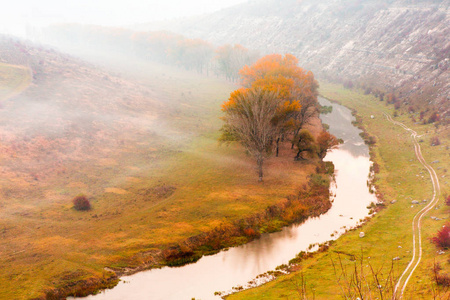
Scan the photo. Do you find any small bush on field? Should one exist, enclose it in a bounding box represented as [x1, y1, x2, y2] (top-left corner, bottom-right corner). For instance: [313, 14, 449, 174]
[446, 195, 450, 206]
[432, 224, 450, 249]
[434, 263, 450, 287]
[431, 136, 441, 146]
[72, 194, 91, 211]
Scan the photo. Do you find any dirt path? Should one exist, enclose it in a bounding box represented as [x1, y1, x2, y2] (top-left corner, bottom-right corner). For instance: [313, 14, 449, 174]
[384, 113, 442, 299]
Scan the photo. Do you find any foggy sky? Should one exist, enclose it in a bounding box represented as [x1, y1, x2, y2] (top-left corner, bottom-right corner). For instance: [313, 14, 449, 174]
[0, 0, 249, 37]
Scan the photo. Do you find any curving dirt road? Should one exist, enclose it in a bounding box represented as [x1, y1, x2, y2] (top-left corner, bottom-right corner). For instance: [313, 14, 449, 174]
[384, 113, 442, 299]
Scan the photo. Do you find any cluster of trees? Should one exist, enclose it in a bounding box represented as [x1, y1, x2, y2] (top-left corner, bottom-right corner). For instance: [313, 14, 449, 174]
[341, 77, 447, 126]
[221, 54, 339, 181]
[45, 24, 258, 79]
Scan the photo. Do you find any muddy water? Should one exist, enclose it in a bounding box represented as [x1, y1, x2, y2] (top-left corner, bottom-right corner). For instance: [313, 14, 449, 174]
[78, 97, 376, 300]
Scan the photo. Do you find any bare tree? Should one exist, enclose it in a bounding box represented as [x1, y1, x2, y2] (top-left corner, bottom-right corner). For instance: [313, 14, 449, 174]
[221, 87, 282, 181]
[291, 95, 319, 149]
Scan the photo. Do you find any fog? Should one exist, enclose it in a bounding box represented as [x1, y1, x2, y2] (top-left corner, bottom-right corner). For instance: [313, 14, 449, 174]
[1, 0, 248, 37]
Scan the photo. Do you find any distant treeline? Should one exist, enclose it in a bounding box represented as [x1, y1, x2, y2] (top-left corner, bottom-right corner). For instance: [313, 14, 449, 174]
[44, 25, 259, 81]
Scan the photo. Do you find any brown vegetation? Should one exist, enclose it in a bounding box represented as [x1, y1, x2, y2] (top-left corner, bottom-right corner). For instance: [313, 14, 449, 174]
[72, 194, 91, 211]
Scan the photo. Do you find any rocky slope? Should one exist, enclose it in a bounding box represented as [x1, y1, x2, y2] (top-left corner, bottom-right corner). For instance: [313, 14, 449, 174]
[142, 0, 449, 120]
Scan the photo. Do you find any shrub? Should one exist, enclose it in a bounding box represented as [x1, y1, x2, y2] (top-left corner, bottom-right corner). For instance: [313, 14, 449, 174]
[434, 263, 450, 287]
[370, 162, 380, 174]
[419, 111, 425, 120]
[243, 228, 259, 238]
[446, 195, 450, 206]
[431, 136, 441, 146]
[72, 194, 91, 211]
[428, 112, 440, 124]
[432, 224, 450, 249]
[360, 132, 377, 145]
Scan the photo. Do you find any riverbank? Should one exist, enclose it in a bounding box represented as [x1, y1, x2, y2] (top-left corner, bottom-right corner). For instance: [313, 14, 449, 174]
[228, 82, 449, 299]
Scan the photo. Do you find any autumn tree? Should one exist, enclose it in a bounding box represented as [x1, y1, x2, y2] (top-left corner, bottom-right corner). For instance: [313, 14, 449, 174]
[294, 129, 316, 161]
[316, 131, 339, 159]
[168, 38, 214, 73]
[220, 87, 282, 181]
[215, 44, 258, 81]
[239, 54, 319, 156]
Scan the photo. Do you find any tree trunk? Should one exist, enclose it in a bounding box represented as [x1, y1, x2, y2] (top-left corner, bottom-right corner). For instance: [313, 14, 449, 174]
[276, 137, 280, 157]
[292, 128, 301, 149]
[294, 149, 301, 161]
[257, 157, 264, 182]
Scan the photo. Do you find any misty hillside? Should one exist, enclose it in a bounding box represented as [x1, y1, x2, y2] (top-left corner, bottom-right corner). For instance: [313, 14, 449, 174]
[0, 35, 174, 203]
[141, 0, 449, 119]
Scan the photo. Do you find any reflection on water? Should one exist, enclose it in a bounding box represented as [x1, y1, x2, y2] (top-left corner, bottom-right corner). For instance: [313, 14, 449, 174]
[80, 97, 376, 300]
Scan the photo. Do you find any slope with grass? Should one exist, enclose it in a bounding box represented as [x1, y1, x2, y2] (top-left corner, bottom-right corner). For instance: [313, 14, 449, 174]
[0, 62, 31, 102]
[228, 82, 449, 299]
[0, 39, 331, 299]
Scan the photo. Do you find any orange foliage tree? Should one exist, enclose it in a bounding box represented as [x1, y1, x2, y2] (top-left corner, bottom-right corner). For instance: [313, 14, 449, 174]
[239, 54, 319, 156]
[316, 131, 339, 159]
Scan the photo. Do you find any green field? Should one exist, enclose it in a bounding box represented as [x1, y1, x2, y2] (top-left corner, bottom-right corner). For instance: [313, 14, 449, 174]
[229, 82, 449, 299]
[0, 60, 326, 299]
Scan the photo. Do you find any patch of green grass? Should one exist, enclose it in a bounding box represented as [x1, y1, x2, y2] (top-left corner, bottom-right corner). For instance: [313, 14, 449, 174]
[229, 82, 449, 299]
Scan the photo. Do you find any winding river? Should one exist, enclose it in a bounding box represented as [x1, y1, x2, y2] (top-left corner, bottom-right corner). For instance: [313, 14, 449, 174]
[78, 97, 376, 300]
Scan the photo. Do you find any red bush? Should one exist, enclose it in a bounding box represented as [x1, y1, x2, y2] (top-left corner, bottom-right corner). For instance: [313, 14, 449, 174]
[432, 224, 450, 249]
[72, 194, 91, 211]
[243, 228, 259, 238]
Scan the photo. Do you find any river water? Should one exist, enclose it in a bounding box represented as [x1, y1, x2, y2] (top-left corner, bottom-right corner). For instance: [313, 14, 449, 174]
[78, 97, 376, 300]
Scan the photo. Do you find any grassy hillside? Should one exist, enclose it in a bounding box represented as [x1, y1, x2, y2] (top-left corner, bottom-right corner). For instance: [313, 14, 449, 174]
[0, 42, 328, 299]
[0, 62, 31, 101]
[228, 82, 449, 299]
